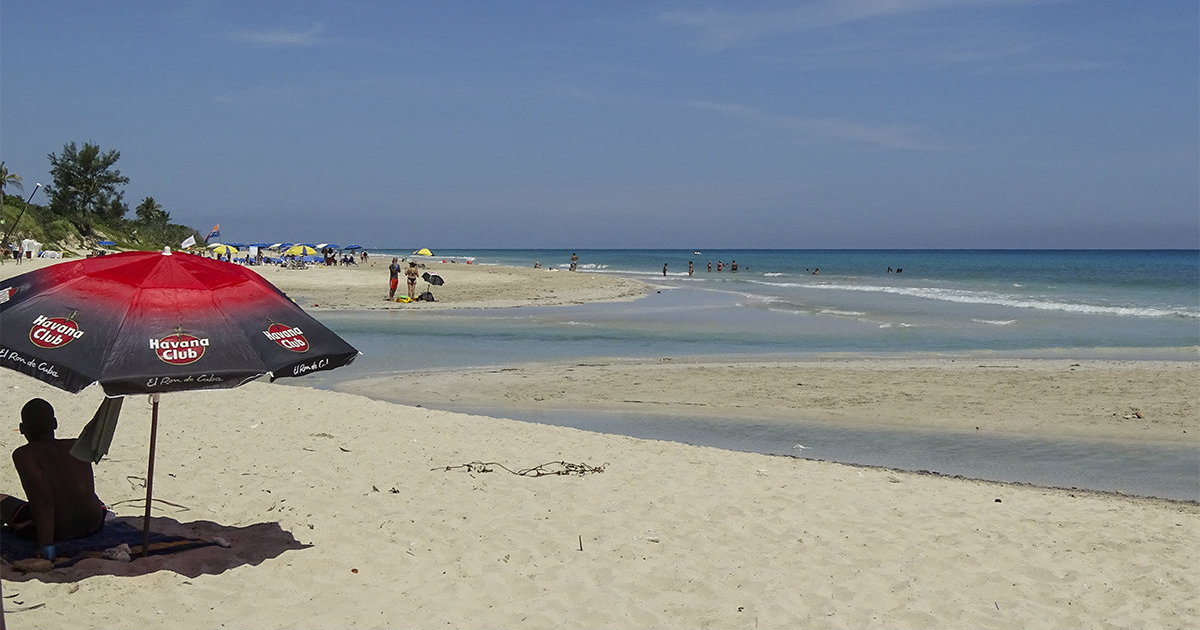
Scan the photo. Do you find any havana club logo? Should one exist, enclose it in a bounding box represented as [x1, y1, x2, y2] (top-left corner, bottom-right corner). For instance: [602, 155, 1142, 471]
[263, 323, 309, 352]
[151, 329, 209, 365]
[29, 314, 84, 349]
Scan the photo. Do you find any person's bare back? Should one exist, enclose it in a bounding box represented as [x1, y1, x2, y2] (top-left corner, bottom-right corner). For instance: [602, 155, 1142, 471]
[1, 398, 105, 558]
[12, 438, 105, 542]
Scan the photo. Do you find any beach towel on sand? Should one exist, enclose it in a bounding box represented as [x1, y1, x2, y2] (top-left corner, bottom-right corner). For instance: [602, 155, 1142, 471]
[1, 520, 217, 569]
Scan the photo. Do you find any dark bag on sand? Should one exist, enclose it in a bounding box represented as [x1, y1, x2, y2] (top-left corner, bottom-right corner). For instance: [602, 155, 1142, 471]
[417, 291, 435, 302]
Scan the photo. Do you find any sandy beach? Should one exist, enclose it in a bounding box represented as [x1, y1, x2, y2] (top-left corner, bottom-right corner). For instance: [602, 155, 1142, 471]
[1, 255, 1198, 629]
[249, 256, 649, 310]
[344, 357, 1200, 446]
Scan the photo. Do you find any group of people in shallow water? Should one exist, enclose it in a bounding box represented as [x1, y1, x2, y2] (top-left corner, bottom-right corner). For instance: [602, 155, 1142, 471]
[665, 259, 741, 277]
[546, 255, 907, 279]
[656, 261, 906, 277]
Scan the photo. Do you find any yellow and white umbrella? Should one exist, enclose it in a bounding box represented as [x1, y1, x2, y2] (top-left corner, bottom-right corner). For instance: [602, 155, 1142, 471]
[209, 244, 239, 256]
[284, 245, 318, 256]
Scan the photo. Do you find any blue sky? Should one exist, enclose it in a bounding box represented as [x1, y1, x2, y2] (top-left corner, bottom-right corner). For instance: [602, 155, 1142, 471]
[2, 1, 1196, 249]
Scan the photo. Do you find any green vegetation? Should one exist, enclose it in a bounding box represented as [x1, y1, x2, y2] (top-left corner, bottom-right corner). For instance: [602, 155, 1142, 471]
[1, 145, 203, 257]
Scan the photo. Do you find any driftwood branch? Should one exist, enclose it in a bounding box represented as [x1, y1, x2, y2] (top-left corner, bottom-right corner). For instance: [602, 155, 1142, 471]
[434, 460, 606, 477]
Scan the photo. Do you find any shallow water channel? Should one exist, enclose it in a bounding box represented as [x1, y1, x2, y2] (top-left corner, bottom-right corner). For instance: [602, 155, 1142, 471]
[423, 403, 1200, 502]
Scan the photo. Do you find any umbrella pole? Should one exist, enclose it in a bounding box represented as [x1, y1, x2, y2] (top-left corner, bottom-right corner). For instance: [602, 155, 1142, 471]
[141, 393, 161, 557]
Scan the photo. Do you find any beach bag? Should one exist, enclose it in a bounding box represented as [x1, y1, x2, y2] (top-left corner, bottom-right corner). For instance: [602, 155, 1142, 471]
[418, 291, 436, 302]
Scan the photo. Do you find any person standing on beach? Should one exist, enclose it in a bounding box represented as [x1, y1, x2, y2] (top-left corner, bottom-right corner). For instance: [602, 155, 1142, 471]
[570, 252, 578, 272]
[388, 257, 401, 300]
[406, 261, 420, 299]
[1, 398, 107, 561]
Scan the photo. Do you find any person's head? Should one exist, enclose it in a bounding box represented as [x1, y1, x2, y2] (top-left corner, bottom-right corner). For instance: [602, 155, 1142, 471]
[409, 262, 417, 268]
[392, 257, 398, 263]
[20, 398, 57, 440]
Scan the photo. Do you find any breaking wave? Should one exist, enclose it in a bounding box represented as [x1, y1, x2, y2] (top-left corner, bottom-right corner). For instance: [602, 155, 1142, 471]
[747, 279, 1199, 319]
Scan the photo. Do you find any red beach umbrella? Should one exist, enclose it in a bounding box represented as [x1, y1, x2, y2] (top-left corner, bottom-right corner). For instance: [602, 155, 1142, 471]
[0, 248, 359, 553]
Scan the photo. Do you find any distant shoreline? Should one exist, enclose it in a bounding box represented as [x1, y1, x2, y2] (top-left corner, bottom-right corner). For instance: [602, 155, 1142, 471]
[0, 252, 652, 310]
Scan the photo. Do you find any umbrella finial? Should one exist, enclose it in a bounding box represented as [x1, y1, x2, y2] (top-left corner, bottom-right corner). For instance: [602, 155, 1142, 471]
[162, 247, 173, 256]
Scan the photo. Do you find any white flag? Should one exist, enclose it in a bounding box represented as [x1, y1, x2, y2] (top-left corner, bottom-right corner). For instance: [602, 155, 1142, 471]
[181, 235, 197, 249]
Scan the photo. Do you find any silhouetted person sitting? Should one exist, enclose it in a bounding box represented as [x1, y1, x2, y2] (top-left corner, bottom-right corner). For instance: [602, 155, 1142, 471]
[1, 398, 106, 561]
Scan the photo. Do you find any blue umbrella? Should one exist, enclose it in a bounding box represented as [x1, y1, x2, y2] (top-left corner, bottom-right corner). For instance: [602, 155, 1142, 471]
[227, 242, 246, 248]
[97, 240, 116, 246]
[249, 243, 270, 248]
[344, 244, 363, 250]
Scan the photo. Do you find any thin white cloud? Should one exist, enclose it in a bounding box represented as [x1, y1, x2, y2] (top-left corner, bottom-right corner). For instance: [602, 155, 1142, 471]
[660, 0, 1066, 49]
[227, 23, 325, 46]
[691, 100, 943, 151]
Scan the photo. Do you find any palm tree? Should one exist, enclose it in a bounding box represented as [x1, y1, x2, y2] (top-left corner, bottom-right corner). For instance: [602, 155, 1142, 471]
[1, 162, 25, 259]
[135, 196, 170, 224]
[0, 161, 23, 203]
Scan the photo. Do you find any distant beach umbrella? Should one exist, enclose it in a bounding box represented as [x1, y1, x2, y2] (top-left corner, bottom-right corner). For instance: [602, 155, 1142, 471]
[343, 244, 363, 250]
[97, 240, 116, 246]
[284, 245, 318, 256]
[414, 248, 433, 256]
[209, 244, 239, 256]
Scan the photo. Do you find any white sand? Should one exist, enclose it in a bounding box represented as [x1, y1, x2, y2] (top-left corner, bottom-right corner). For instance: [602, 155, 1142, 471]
[1, 254, 648, 310]
[346, 357, 1199, 445]
[250, 257, 649, 310]
[1, 255, 1197, 629]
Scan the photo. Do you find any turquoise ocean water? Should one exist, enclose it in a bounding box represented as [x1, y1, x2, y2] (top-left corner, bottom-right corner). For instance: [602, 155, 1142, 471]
[296, 249, 1199, 499]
